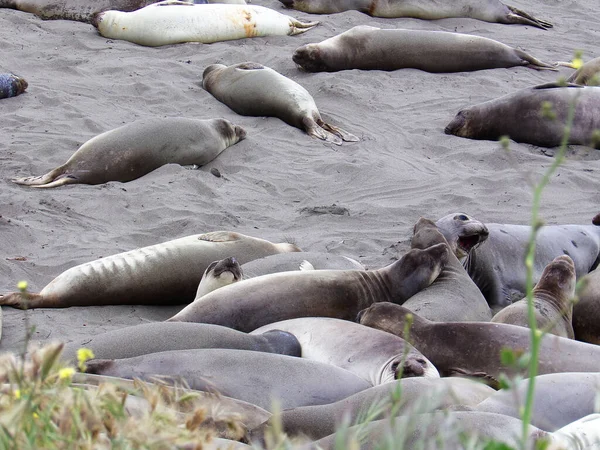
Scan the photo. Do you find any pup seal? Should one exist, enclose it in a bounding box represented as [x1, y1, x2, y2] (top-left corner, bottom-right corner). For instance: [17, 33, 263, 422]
[358, 303, 600, 380]
[167, 243, 449, 331]
[491, 255, 576, 338]
[278, 0, 551, 29]
[572, 266, 600, 344]
[0, 231, 300, 308]
[293, 26, 557, 73]
[0, 73, 27, 99]
[92, 2, 319, 47]
[403, 218, 491, 322]
[252, 317, 439, 385]
[12, 118, 245, 188]
[436, 212, 600, 310]
[85, 349, 371, 410]
[195, 257, 243, 298]
[567, 56, 600, 86]
[202, 62, 359, 145]
[445, 83, 600, 148]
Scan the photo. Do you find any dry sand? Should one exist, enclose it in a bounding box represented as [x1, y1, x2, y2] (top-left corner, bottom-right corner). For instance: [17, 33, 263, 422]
[0, 0, 599, 352]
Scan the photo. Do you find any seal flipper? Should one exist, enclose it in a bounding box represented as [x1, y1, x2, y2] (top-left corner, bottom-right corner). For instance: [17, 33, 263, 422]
[288, 18, 320, 35]
[503, 5, 552, 29]
[302, 117, 342, 145]
[298, 260, 315, 271]
[0, 292, 46, 309]
[12, 166, 73, 188]
[198, 231, 241, 242]
[513, 49, 558, 71]
[319, 120, 359, 142]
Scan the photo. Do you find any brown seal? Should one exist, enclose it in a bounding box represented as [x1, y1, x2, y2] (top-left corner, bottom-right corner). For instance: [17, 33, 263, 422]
[491, 255, 576, 338]
[567, 57, 600, 86]
[572, 266, 600, 344]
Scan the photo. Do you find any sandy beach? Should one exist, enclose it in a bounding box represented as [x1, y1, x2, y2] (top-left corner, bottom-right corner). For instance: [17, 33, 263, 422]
[0, 0, 599, 352]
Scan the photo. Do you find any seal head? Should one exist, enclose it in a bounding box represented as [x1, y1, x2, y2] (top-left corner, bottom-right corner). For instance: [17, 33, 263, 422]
[435, 213, 489, 259]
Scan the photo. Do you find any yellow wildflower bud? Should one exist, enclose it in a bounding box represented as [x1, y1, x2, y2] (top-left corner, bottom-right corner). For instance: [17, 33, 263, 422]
[571, 56, 584, 70]
[17, 281, 28, 292]
[14, 389, 21, 399]
[59, 367, 75, 380]
[77, 348, 95, 371]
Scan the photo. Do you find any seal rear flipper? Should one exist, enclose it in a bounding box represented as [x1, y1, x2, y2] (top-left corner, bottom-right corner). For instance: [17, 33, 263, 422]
[514, 49, 558, 71]
[11, 167, 73, 187]
[319, 121, 359, 142]
[303, 117, 342, 145]
[0, 292, 45, 309]
[504, 5, 552, 29]
[288, 18, 320, 35]
[446, 367, 500, 390]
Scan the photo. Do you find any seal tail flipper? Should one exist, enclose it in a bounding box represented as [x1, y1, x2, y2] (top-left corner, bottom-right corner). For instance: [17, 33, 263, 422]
[302, 117, 342, 145]
[288, 19, 319, 35]
[319, 121, 360, 142]
[0, 292, 45, 309]
[503, 5, 552, 29]
[514, 50, 558, 71]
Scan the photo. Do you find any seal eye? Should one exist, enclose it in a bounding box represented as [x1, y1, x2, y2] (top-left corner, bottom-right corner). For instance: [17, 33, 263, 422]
[455, 214, 469, 221]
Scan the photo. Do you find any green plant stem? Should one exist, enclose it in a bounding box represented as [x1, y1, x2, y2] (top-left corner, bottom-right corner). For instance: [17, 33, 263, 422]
[519, 95, 577, 449]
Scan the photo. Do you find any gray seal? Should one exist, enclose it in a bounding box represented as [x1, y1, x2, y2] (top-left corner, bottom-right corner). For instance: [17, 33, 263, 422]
[62, 322, 301, 362]
[12, 118, 245, 188]
[567, 57, 600, 86]
[278, 0, 552, 29]
[85, 348, 371, 411]
[167, 243, 449, 331]
[445, 83, 600, 148]
[491, 255, 576, 338]
[195, 257, 243, 298]
[252, 317, 439, 385]
[436, 212, 600, 310]
[202, 62, 359, 145]
[293, 26, 557, 73]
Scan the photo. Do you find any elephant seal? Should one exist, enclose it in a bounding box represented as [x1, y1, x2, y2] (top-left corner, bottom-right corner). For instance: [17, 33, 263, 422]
[491, 255, 576, 338]
[309, 411, 549, 450]
[475, 373, 600, 432]
[436, 212, 600, 310]
[572, 266, 600, 344]
[0, 73, 27, 99]
[167, 243, 449, 331]
[293, 26, 557, 73]
[552, 414, 600, 450]
[0, 231, 300, 309]
[85, 349, 371, 410]
[62, 322, 301, 362]
[278, 0, 552, 29]
[202, 62, 359, 146]
[250, 377, 495, 442]
[12, 118, 245, 188]
[567, 57, 600, 86]
[92, 2, 319, 47]
[241, 251, 364, 278]
[445, 83, 600, 148]
[252, 318, 439, 385]
[195, 257, 243, 298]
[403, 218, 491, 322]
[358, 303, 600, 380]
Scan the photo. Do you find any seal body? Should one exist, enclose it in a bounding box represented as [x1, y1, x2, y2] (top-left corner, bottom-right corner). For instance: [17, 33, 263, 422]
[85, 349, 371, 410]
[293, 26, 556, 73]
[445, 83, 600, 148]
[403, 218, 492, 322]
[195, 257, 243, 298]
[572, 266, 600, 344]
[278, 0, 552, 29]
[436, 213, 600, 310]
[0, 231, 301, 308]
[202, 62, 358, 145]
[567, 57, 600, 86]
[0, 73, 28, 99]
[491, 255, 576, 338]
[252, 318, 439, 385]
[167, 243, 449, 331]
[62, 322, 301, 362]
[12, 118, 246, 188]
[358, 303, 600, 380]
[93, 3, 319, 47]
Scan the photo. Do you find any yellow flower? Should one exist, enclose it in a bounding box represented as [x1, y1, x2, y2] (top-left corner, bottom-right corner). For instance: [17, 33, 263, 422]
[77, 348, 95, 371]
[17, 281, 28, 292]
[59, 367, 75, 380]
[14, 389, 21, 399]
[571, 57, 584, 70]
[33, 413, 39, 419]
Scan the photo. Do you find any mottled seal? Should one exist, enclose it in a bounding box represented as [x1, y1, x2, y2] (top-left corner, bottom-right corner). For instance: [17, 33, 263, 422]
[567, 57, 600, 86]
[0, 73, 27, 99]
[491, 255, 576, 338]
[252, 318, 439, 385]
[167, 243, 449, 331]
[202, 62, 359, 145]
[92, 2, 319, 47]
[85, 349, 371, 410]
[195, 257, 243, 298]
[403, 218, 492, 322]
[572, 266, 600, 344]
[0, 231, 300, 308]
[250, 377, 495, 442]
[445, 83, 600, 148]
[12, 118, 245, 188]
[475, 373, 600, 432]
[241, 251, 364, 278]
[358, 303, 600, 380]
[436, 212, 600, 310]
[278, 0, 552, 29]
[62, 322, 301, 362]
[293, 26, 557, 73]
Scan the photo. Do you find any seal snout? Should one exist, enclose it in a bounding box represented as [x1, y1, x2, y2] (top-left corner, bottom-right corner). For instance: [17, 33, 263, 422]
[90, 12, 104, 29]
[445, 111, 467, 136]
[235, 125, 247, 141]
[278, 0, 295, 8]
[292, 45, 325, 72]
